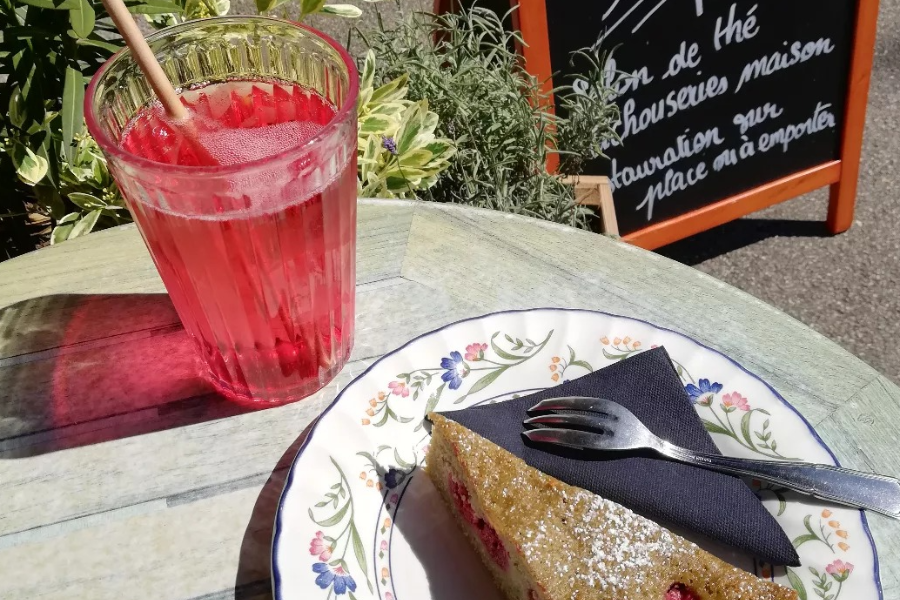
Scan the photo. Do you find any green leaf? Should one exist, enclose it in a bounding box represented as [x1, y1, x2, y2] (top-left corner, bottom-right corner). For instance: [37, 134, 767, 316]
[803, 514, 816, 535]
[370, 73, 409, 104]
[415, 383, 445, 432]
[51, 223, 75, 244]
[77, 37, 121, 52]
[350, 523, 368, 583]
[373, 405, 391, 427]
[424, 140, 455, 161]
[300, 0, 326, 16]
[394, 448, 415, 470]
[16, 147, 49, 186]
[19, 0, 79, 9]
[361, 50, 376, 92]
[385, 175, 416, 193]
[359, 115, 394, 136]
[210, 0, 230, 15]
[356, 451, 377, 466]
[69, 0, 95, 39]
[454, 367, 506, 404]
[396, 102, 424, 155]
[400, 148, 433, 168]
[62, 67, 85, 163]
[369, 103, 406, 118]
[69, 209, 101, 238]
[792, 533, 820, 548]
[307, 500, 349, 527]
[68, 192, 105, 210]
[490, 333, 525, 361]
[786, 568, 808, 600]
[320, 4, 362, 17]
[602, 348, 631, 361]
[8, 88, 27, 129]
[126, 0, 182, 11]
[570, 360, 594, 372]
[739, 411, 756, 450]
[57, 212, 82, 225]
[700, 419, 731, 437]
[128, 2, 181, 13]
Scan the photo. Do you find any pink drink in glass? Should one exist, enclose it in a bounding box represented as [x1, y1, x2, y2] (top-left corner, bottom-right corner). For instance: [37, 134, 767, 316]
[86, 19, 359, 404]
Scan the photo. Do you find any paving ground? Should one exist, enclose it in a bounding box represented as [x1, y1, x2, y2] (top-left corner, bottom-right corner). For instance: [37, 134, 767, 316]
[242, 0, 900, 382]
[657, 0, 900, 383]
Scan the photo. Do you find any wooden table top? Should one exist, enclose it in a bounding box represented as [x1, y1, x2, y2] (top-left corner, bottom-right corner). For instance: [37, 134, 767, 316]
[1, 199, 897, 600]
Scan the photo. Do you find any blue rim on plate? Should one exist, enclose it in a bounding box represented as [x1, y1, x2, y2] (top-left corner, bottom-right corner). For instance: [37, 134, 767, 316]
[271, 307, 882, 600]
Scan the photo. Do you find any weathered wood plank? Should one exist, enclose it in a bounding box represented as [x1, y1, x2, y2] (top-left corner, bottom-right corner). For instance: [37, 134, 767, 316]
[813, 375, 900, 600]
[400, 203, 880, 426]
[1, 200, 897, 599]
[0, 485, 269, 600]
[0, 199, 414, 319]
[0, 275, 479, 536]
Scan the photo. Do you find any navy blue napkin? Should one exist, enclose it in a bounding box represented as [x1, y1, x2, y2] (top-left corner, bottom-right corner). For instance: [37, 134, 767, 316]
[440, 346, 799, 566]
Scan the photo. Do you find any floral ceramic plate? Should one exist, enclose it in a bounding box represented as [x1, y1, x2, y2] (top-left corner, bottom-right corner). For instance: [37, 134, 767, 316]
[272, 308, 881, 600]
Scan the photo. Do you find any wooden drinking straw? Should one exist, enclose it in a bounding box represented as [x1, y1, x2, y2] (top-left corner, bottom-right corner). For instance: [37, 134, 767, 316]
[101, 0, 187, 120]
[100, 0, 223, 166]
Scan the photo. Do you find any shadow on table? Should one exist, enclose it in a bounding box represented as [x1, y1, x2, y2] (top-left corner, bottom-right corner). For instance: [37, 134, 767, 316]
[656, 218, 829, 265]
[234, 420, 318, 600]
[0, 293, 258, 459]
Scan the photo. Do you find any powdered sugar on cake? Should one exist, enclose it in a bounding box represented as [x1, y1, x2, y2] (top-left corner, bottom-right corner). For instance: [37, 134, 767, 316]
[520, 487, 677, 598]
[426, 413, 797, 600]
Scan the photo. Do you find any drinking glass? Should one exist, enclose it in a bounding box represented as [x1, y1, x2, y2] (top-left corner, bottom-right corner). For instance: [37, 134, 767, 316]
[86, 17, 359, 405]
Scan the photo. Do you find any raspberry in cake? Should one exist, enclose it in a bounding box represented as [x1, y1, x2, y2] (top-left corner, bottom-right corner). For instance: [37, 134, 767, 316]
[425, 413, 798, 600]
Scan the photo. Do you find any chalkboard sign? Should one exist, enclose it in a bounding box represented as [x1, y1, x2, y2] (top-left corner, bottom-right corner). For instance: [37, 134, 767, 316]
[443, 0, 879, 248]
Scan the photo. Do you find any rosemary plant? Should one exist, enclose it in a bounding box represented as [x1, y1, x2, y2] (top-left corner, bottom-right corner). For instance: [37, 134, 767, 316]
[360, 5, 621, 229]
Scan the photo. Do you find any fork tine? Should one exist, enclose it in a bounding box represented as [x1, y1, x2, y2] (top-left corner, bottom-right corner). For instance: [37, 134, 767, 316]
[522, 428, 618, 451]
[528, 396, 622, 418]
[523, 413, 612, 434]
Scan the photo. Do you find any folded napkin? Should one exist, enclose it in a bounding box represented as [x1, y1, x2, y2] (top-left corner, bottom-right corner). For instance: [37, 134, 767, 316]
[440, 346, 799, 566]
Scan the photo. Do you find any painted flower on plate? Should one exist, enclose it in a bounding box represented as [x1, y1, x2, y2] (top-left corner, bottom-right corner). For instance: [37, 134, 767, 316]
[826, 559, 854, 582]
[312, 563, 357, 594]
[685, 378, 723, 406]
[388, 381, 409, 398]
[441, 351, 469, 390]
[465, 343, 488, 361]
[309, 531, 332, 561]
[384, 467, 409, 489]
[721, 391, 750, 412]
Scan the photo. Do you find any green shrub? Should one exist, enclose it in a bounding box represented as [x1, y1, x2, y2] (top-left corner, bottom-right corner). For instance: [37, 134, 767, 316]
[357, 50, 455, 198]
[1, 1, 618, 256]
[0, 0, 370, 253]
[359, 5, 620, 228]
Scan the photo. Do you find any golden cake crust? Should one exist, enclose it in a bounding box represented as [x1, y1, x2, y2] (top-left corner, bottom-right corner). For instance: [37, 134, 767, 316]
[426, 413, 797, 600]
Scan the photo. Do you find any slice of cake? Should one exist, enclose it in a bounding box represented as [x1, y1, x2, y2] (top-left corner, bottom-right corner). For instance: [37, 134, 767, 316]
[426, 413, 798, 600]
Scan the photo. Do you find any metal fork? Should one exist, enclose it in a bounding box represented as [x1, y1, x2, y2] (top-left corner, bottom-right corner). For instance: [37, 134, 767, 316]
[524, 396, 900, 519]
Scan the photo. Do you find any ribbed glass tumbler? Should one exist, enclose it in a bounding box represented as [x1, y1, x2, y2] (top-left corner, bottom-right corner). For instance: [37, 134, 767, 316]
[86, 17, 359, 405]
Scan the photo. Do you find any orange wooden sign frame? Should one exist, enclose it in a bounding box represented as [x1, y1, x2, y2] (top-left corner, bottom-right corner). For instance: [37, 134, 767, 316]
[436, 0, 880, 250]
